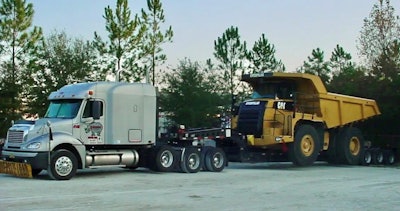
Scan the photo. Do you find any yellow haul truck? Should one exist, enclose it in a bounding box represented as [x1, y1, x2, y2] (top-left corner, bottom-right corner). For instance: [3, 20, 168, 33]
[217, 72, 381, 166]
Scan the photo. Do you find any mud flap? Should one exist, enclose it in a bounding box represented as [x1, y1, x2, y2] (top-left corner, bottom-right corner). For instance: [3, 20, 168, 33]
[0, 160, 33, 178]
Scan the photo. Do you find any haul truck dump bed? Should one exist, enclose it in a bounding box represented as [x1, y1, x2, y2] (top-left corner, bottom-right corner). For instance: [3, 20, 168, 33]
[319, 93, 380, 128]
[268, 72, 381, 128]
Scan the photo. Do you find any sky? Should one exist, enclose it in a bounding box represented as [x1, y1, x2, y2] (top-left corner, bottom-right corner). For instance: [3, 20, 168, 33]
[27, 0, 400, 72]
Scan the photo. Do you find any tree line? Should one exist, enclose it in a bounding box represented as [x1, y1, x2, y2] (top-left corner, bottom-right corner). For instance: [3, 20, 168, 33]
[0, 0, 399, 143]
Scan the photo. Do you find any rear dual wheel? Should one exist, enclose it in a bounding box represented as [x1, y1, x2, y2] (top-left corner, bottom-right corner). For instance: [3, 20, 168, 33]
[180, 147, 202, 173]
[331, 127, 364, 165]
[150, 145, 177, 172]
[371, 149, 384, 165]
[360, 149, 372, 166]
[384, 150, 396, 165]
[204, 148, 226, 172]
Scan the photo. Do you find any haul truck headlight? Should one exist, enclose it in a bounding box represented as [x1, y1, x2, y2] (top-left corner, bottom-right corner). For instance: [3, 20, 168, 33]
[26, 142, 41, 149]
[275, 137, 283, 143]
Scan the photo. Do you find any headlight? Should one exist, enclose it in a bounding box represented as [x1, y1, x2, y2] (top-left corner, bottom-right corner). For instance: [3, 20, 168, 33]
[275, 137, 283, 142]
[26, 142, 41, 149]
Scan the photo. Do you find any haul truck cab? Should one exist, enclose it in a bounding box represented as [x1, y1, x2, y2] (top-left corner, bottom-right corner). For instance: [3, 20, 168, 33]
[226, 72, 380, 166]
[1, 82, 228, 180]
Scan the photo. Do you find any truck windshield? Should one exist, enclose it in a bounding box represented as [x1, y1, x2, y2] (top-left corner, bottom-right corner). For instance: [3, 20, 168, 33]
[45, 99, 82, 119]
[251, 82, 294, 99]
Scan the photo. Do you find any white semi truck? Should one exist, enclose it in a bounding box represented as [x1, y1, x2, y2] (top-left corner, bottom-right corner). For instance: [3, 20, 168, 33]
[1, 82, 228, 180]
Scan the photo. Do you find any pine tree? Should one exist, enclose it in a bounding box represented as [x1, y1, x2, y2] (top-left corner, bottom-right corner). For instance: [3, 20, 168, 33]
[0, 0, 42, 135]
[214, 26, 247, 107]
[93, 0, 146, 82]
[141, 0, 173, 85]
[299, 48, 331, 85]
[247, 33, 285, 73]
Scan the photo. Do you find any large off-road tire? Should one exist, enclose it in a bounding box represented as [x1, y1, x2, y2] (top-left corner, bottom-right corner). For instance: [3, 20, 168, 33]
[151, 145, 177, 172]
[326, 130, 340, 164]
[288, 125, 320, 166]
[48, 149, 78, 180]
[204, 148, 226, 172]
[336, 127, 364, 165]
[371, 149, 384, 165]
[383, 149, 396, 165]
[180, 147, 202, 173]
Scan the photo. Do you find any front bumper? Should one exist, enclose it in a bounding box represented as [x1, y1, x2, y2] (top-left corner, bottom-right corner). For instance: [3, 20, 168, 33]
[1, 150, 49, 170]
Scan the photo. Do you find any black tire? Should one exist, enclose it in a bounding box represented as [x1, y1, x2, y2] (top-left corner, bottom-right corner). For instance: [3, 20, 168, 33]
[371, 149, 384, 165]
[180, 147, 202, 173]
[360, 149, 372, 166]
[152, 145, 177, 172]
[383, 149, 395, 165]
[204, 148, 226, 172]
[326, 130, 340, 164]
[48, 149, 78, 180]
[336, 127, 364, 165]
[32, 169, 42, 176]
[288, 125, 320, 166]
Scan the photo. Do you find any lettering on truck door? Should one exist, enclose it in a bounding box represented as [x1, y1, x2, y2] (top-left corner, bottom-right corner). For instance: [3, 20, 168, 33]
[80, 100, 105, 144]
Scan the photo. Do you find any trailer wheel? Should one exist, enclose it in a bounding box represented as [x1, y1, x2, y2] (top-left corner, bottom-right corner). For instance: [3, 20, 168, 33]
[371, 149, 384, 165]
[383, 150, 395, 165]
[204, 148, 226, 172]
[180, 147, 202, 173]
[48, 149, 78, 180]
[336, 127, 364, 165]
[288, 125, 320, 166]
[153, 145, 177, 172]
[360, 149, 372, 166]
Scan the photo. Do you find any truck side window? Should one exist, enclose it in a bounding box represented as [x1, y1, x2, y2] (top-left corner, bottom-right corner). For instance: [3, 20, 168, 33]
[83, 100, 103, 118]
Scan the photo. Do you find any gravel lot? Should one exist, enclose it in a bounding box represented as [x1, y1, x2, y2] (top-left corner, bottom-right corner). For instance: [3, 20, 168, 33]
[1, 162, 400, 211]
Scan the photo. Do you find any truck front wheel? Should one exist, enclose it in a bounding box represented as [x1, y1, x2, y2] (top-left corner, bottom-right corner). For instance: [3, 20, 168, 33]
[48, 149, 78, 180]
[289, 125, 320, 166]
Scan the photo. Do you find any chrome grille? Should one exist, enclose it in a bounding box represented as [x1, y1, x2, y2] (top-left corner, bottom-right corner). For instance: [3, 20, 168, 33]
[7, 130, 24, 144]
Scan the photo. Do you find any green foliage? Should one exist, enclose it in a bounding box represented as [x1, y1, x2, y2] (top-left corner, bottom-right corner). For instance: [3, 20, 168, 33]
[358, 0, 400, 68]
[327, 66, 366, 96]
[330, 44, 353, 75]
[214, 26, 247, 97]
[93, 0, 146, 82]
[299, 48, 331, 85]
[356, 0, 400, 139]
[160, 59, 224, 128]
[368, 41, 400, 136]
[247, 33, 285, 73]
[23, 31, 97, 117]
[141, 0, 173, 85]
[0, 0, 42, 137]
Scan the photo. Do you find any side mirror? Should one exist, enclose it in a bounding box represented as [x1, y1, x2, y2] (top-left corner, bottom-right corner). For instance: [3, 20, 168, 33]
[81, 117, 94, 124]
[92, 101, 101, 120]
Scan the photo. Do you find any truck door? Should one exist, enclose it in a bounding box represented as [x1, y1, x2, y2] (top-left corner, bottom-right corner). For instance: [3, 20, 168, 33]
[80, 99, 105, 145]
